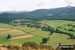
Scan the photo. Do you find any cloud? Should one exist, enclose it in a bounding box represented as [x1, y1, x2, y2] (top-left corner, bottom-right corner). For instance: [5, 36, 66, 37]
[0, 0, 75, 12]
[65, 0, 73, 5]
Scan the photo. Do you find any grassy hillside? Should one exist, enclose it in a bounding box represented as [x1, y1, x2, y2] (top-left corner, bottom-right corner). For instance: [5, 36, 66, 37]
[41, 20, 75, 28]
[47, 33, 75, 48]
[41, 20, 75, 47]
[0, 7, 75, 23]
[0, 20, 75, 48]
[0, 28, 26, 40]
[0, 23, 50, 45]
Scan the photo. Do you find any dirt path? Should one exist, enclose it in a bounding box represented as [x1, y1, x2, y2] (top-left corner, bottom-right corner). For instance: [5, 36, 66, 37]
[11, 35, 33, 40]
[0, 47, 8, 50]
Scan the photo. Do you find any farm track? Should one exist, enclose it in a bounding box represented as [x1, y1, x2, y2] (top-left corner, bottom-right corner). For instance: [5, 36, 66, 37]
[10, 35, 33, 40]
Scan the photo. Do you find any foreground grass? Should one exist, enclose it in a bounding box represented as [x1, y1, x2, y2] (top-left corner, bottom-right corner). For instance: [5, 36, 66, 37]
[0, 36, 42, 45]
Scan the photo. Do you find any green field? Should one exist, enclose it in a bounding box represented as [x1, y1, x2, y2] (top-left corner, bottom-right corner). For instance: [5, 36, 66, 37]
[0, 28, 26, 39]
[0, 23, 50, 45]
[47, 33, 75, 48]
[0, 36, 42, 45]
[0, 20, 75, 48]
[41, 20, 75, 28]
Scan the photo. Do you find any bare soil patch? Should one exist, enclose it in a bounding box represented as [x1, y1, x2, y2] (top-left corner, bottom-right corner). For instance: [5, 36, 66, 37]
[11, 35, 33, 40]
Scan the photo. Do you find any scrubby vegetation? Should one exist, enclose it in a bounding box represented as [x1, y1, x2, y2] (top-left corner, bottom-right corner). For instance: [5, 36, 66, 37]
[0, 42, 55, 50]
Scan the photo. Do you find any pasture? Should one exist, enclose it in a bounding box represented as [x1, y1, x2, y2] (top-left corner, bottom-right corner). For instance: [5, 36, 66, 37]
[46, 33, 75, 48]
[0, 20, 75, 48]
[0, 28, 26, 40]
[0, 36, 42, 45]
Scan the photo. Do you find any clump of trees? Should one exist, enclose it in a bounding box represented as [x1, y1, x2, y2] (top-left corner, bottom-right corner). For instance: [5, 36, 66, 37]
[67, 24, 75, 27]
[27, 24, 41, 28]
[68, 29, 75, 32]
[55, 28, 75, 39]
[42, 26, 55, 35]
[27, 23, 55, 35]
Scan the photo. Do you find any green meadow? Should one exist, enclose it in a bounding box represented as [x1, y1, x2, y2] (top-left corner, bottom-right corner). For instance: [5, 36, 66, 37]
[0, 20, 75, 48]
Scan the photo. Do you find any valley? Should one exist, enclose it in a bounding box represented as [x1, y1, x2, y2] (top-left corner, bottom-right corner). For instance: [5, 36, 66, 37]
[0, 7, 75, 50]
[0, 20, 75, 48]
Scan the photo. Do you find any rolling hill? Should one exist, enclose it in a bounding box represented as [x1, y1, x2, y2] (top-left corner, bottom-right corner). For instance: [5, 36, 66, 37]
[0, 6, 75, 23]
[0, 6, 75, 48]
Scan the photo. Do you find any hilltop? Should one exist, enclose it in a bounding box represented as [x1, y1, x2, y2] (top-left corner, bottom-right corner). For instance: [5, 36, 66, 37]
[0, 7, 75, 23]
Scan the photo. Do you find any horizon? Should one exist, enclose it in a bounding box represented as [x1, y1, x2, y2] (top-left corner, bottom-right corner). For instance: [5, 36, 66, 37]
[0, 6, 75, 13]
[0, 0, 75, 12]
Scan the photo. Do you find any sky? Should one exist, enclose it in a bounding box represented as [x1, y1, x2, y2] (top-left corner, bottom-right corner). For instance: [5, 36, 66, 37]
[0, 0, 75, 12]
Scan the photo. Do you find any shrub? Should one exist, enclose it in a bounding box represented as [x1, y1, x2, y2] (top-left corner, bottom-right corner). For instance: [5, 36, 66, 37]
[6, 34, 11, 39]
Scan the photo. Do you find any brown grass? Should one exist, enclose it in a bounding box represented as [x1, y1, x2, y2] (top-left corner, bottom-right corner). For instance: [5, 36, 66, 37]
[0, 28, 24, 34]
[0, 47, 8, 50]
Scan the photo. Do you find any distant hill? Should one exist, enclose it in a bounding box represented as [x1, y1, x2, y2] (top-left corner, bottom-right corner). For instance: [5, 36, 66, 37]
[0, 6, 75, 23]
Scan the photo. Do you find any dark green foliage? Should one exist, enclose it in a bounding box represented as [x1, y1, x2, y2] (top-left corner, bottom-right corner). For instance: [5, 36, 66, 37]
[55, 28, 75, 39]
[72, 25, 75, 27]
[27, 24, 31, 27]
[27, 24, 41, 28]
[6, 34, 11, 39]
[41, 26, 48, 31]
[0, 7, 75, 23]
[67, 24, 72, 26]
[41, 38, 49, 44]
[41, 38, 48, 44]
[56, 28, 60, 33]
[47, 26, 55, 34]
[69, 29, 75, 32]
[41, 26, 55, 34]
[57, 26, 62, 28]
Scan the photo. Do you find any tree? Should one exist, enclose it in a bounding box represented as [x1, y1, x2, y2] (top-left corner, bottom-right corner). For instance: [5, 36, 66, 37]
[6, 34, 11, 39]
[41, 38, 49, 44]
[56, 28, 59, 33]
[41, 26, 47, 31]
[47, 26, 55, 34]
